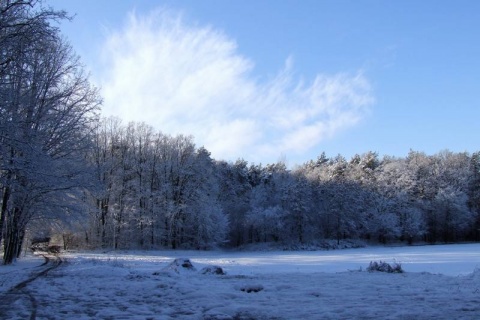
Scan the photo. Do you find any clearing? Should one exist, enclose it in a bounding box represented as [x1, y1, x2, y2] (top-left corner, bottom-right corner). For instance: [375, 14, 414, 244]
[1, 243, 480, 319]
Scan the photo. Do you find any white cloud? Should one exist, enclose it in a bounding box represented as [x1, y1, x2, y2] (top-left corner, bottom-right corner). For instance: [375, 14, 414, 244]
[100, 9, 374, 164]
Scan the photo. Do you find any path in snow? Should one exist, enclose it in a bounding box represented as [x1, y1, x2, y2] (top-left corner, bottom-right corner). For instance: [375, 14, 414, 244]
[0, 254, 64, 320]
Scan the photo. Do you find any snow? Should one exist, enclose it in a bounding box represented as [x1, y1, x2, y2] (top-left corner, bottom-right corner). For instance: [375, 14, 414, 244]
[2, 243, 480, 319]
[0, 254, 45, 290]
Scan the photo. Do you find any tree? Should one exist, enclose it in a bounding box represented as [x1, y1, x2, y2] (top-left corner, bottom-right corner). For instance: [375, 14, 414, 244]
[186, 147, 229, 249]
[86, 117, 118, 247]
[216, 159, 251, 246]
[280, 172, 314, 243]
[0, 0, 100, 264]
[469, 152, 480, 240]
[431, 186, 474, 242]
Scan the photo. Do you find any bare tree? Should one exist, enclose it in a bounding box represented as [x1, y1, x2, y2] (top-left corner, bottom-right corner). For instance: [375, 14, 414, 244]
[0, 0, 100, 264]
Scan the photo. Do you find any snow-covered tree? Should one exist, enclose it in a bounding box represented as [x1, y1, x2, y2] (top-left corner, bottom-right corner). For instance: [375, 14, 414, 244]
[183, 147, 228, 249]
[86, 118, 124, 248]
[0, 1, 100, 264]
[216, 159, 251, 246]
[280, 172, 315, 243]
[246, 163, 287, 243]
[468, 152, 480, 240]
[430, 186, 474, 242]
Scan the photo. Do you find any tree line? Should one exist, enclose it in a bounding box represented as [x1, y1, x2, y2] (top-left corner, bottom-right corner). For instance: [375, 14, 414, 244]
[82, 122, 480, 250]
[1, 1, 479, 264]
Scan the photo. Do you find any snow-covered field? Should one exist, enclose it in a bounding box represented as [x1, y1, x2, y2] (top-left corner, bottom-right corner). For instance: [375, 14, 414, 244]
[1, 243, 480, 319]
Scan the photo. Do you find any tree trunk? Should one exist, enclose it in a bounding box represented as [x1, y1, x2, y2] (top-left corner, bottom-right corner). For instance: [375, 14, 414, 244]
[85, 230, 89, 246]
[3, 208, 20, 265]
[171, 224, 177, 249]
[150, 222, 155, 247]
[100, 198, 109, 247]
[16, 227, 25, 258]
[0, 186, 11, 246]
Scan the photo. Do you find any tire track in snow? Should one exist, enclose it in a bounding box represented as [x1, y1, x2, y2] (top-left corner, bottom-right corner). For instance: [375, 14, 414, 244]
[0, 254, 63, 320]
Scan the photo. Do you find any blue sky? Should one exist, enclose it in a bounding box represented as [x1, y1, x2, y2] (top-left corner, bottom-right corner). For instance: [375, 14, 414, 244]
[47, 0, 480, 166]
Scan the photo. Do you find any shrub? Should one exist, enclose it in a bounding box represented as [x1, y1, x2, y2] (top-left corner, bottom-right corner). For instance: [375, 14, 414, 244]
[367, 260, 403, 273]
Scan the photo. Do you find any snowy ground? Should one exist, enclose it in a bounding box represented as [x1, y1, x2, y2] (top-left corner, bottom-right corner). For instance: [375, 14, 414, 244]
[1, 243, 480, 319]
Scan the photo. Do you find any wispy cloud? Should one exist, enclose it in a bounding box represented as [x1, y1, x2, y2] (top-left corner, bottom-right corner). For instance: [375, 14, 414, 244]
[100, 8, 374, 164]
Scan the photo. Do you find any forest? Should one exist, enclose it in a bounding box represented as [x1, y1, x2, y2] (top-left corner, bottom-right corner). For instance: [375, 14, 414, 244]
[1, 1, 479, 265]
[82, 120, 480, 251]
